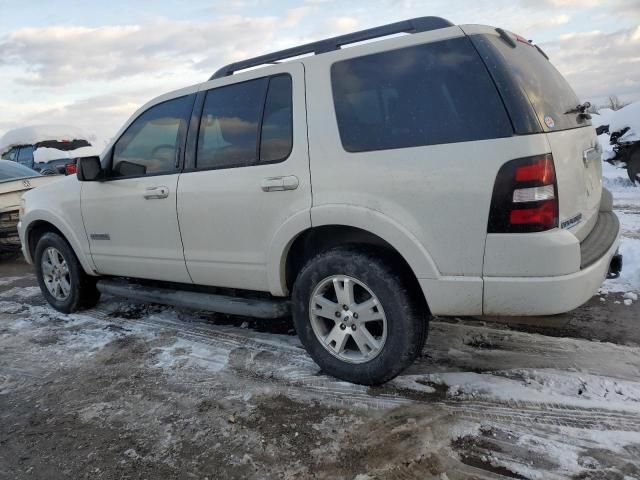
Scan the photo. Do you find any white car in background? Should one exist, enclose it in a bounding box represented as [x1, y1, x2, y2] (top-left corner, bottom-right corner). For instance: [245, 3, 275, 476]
[0, 125, 98, 176]
[0, 161, 61, 253]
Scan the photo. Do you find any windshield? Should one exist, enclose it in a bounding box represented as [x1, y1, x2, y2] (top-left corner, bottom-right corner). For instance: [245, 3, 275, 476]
[475, 33, 591, 132]
[0, 160, 40, 182]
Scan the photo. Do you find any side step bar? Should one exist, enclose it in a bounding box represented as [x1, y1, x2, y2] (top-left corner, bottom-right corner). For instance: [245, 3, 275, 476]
[96, 279, 291, 319]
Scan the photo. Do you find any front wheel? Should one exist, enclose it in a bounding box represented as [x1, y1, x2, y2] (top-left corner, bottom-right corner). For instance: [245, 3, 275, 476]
[292, 247, 429, 385]
[34, 232, 100, 313]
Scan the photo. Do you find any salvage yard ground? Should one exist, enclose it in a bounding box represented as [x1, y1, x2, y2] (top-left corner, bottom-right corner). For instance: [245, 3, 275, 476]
[1, 167, 640, 480]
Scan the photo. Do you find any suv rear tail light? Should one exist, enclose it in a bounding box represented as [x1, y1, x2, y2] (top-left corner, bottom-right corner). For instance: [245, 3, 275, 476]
[65, 162, 77, 175]
[488, 154, 558, 233]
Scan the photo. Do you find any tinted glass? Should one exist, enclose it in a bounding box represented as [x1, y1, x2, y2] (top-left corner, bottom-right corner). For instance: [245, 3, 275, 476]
[16, 146, 34, 166]
[0, 160, 39, 182]
[197, 78, 268, 169]
[331, 37, 513, 152]
[112, 96, 190, 177]
[1, 147, 18, 161]
[480, 34, 589, 132]
[260, 75, 293, 163]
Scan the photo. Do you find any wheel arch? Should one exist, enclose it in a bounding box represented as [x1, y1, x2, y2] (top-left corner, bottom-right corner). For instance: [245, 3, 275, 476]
[22, 213, 96, 276]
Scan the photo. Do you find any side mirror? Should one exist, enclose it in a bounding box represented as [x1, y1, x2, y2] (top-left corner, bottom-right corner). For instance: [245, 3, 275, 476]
[76, 156, 103, 181]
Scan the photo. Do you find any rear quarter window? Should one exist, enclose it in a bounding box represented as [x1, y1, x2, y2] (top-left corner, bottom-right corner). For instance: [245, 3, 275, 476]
[331, 37, 513, 153]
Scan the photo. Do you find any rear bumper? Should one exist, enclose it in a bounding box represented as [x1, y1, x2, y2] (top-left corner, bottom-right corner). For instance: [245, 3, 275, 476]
[483, 213, 621, 316]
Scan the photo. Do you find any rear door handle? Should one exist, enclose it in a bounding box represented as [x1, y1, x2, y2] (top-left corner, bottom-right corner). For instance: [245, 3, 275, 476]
[143, 186, 169, 199]
[261, 175, 299, 192]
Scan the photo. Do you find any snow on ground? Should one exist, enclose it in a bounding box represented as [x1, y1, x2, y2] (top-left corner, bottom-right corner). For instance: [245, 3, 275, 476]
[598, 144, 640, 296]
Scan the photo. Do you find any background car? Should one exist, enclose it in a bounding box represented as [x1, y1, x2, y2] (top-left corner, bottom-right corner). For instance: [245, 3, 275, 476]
[0, 125, 99, 175]
[0, 160, 61, 252]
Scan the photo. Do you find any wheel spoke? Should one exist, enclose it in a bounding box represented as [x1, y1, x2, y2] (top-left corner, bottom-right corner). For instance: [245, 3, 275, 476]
[333, 278, 355, 306]
[351, 326, 380, 357]
[59, 277, 71, 297]
[311, 295, 339, 320]
[41, 261, 54, 276]
[352, 297, 382, 323]
[324, 324, 349, 355]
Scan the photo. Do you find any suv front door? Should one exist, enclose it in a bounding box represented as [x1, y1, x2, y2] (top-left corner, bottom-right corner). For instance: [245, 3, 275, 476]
[177, 64, 311, 292]
[81, 94, 195, 283]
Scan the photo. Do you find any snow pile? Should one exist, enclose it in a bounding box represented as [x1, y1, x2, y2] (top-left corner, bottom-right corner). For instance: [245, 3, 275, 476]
[598, 133, 616, 162]
[608, 102, 640, 143]
[0, 125, 94, 154]
[33, 145, 100, 164]
[592, 107, 615, 128]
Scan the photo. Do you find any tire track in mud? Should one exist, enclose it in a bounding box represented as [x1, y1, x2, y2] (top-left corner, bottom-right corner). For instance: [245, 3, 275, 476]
[4, 293, 640, 432]
[85, 306, 640, 431]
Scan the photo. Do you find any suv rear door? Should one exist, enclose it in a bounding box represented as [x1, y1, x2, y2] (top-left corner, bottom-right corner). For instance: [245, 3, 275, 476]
[468, 27, 601, 240]
[177, 63, 311, 292]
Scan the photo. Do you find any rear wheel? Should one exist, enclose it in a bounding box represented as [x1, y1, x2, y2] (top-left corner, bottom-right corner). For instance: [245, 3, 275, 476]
[34, 232, 100, 313]
[626, 146, 640, 185]
[292, 247, 429, 385]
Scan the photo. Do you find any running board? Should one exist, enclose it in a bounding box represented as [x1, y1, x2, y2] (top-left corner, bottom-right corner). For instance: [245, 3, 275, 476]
[96, 279, 291, 319]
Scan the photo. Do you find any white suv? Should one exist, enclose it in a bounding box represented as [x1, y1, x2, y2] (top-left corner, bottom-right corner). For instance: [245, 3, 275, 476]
[18, 17, 621, 384]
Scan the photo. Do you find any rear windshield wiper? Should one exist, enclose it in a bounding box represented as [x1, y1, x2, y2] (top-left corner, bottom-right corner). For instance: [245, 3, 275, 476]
[565, 102, 592, 120]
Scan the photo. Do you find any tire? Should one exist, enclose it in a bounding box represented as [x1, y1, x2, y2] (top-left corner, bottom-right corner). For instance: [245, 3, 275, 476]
[626, 146, 640, 185]
[292, 246, 429, 385]
[40, 169, 56, 176]
[34, 232, 101, 313]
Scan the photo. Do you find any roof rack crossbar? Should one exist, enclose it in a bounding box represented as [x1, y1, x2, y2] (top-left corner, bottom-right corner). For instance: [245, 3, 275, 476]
[209, 16, 454, 80]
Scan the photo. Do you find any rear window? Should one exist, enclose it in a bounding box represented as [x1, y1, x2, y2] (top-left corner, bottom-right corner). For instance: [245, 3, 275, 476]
[331, 37, 513, 153]
[475, 33, 590, 133]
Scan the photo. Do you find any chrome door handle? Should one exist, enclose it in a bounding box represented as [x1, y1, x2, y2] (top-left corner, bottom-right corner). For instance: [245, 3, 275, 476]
[261, 176, 299, 192]
[143, 186, 169, 199]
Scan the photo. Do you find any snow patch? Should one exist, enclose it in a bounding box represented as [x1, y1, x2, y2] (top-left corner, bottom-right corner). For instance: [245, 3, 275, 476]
[609, 102, 640, 143]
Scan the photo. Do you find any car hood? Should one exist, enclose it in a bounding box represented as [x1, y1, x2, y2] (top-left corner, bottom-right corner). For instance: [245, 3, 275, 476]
[0, 175, 65, 207]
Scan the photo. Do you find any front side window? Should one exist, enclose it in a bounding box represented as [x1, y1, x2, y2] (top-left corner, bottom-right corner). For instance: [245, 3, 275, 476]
[331, 37, 513, 152]
[196, 74, 293, 169]
[112, 96, 190, 177]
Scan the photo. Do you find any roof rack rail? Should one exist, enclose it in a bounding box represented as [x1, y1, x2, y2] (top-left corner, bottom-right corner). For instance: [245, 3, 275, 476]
[209, 16, 454, 80]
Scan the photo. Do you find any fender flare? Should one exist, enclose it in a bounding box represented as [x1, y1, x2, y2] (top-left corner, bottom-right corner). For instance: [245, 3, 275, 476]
[21, 209, 97, 275]
[266, 204, 440, 296]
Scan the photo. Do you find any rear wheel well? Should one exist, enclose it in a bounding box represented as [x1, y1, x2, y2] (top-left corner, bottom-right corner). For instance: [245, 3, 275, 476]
[26, 221, 65, 261]
[285, 226, 428, 314]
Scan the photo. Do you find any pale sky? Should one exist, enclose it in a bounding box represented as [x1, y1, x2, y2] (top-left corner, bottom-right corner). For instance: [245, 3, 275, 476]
[1, 0, 639, 145]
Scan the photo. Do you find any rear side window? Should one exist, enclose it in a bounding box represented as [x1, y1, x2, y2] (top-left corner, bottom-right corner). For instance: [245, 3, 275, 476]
[196, 74, 293, 169]
[331, 37, 512, 153]
[260, 75, 293, 163]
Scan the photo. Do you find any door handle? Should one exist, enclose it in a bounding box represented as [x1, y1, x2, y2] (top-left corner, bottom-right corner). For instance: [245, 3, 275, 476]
[143, 186, 169, 199]
[261, 176, 299, 192]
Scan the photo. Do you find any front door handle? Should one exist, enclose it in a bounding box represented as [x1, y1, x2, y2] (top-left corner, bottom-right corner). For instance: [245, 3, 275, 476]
[261, 176, 299, 192]
[143, 186, 169, 200]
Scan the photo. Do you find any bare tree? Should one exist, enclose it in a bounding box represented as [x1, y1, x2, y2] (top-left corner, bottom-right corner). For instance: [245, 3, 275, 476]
[606, 95, 631, 111]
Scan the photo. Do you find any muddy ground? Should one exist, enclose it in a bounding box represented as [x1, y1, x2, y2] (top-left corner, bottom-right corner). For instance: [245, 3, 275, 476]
[1, 253, 640, 480]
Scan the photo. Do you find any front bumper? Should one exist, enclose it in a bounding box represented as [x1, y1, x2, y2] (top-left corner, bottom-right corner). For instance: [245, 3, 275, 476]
[0, 209, 20, 251]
